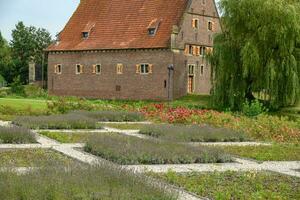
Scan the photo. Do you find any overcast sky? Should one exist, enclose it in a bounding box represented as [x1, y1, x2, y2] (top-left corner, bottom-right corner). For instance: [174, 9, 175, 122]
[0, 0, 220, 42]
[0, 0, 80, 42]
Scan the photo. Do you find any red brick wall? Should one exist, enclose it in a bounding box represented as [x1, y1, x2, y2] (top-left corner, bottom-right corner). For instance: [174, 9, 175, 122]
[48, 49, 176, 100]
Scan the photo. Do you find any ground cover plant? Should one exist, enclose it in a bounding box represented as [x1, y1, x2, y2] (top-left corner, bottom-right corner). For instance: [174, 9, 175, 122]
[72, 110, 145, 122]
[85, 133, 232, 165]
[0, 126, 36, 144]
[13, 113, 100, 129]
[219, 144, 300, 161]
[0, 164, 176, 200]
[139, 104, 300, 143]
[0, 149, 79, 167]
[139, 124, 248, 142]
[39, 131, 99, 143]
[154, 171, 300, 200]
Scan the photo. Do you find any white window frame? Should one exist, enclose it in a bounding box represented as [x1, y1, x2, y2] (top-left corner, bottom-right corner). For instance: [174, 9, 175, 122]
[140, 63, 150, 74]
[188, 64, 195, 75]
[56, 64, 62, 75]
[117, 63, 123, 74]
[95, 64, 101, 75]
[76, 64, 83, 75]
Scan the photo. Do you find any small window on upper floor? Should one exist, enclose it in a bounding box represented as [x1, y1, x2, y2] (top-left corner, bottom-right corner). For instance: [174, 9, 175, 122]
[202, 0, 206, 5]
[76, 64, 83, 74]
[208, 21, 214, 31]
[200, 47, 206, 56]
[192, 19, 199, 29]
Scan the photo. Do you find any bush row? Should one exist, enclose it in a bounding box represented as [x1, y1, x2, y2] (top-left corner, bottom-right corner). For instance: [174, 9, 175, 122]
[0, 126, 36, 144]
[85, 133, 232, 165]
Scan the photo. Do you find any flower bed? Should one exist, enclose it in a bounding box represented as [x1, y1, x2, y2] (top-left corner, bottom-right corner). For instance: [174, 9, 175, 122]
[138, 104, 300, 143]
[0, 126, 36, 144]
[84, 133, 232, 165]
[139, 124, 248, 142]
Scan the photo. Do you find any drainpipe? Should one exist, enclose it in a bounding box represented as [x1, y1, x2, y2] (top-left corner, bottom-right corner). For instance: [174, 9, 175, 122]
[167, 64, 174, 101]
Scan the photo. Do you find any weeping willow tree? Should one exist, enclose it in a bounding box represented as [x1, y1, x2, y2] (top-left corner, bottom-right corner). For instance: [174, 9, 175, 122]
[210, 0, 300, 110]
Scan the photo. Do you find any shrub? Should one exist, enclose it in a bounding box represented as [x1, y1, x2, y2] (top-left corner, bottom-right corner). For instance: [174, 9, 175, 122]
[242, 99, 266, 117]
[13, 113, 100, 129]
[85, 133, 232, 165]
[0, 126, 36, 144]
[139, 124, 249, 142]
[24, 84, 48, 98]
[10, 76, 24, 95]
[72, 110, 145, 122]
[0, 164, 175, 200]
[47, 97, 98, 114]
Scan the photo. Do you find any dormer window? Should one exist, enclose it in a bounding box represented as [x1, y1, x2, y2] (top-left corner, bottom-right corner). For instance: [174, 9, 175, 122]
[82, 32, 89, 39]
[148, 28, 156, 36]
[147, 19, 161, 36]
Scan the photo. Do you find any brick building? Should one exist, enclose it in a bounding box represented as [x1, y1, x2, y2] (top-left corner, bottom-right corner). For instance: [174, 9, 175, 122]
[46, 0, 221, 100]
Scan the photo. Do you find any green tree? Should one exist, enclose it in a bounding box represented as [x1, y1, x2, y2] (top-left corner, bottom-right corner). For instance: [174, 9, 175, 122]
[210, 0, 300, 110]
[0, 32, 13, 83]
[10, 22, 51, 84]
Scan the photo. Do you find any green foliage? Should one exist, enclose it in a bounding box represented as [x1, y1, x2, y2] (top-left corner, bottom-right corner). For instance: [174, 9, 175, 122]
[156, 171, 300, 200]
[139, 124, 248, 142]
[242, 99, 266, 117]
[13, 113, 100, 129]
[0, 126, 36, 144]
[220, 143, 300, 161]
[0, 164, 175, 200]
[39, 131, 95, 143]
[10, 76, 24, 95]
[210, 0, 300, 110]
[85, 133, 232, 165]
[10, 22, 51, 83]
[24, 84, 48, 98]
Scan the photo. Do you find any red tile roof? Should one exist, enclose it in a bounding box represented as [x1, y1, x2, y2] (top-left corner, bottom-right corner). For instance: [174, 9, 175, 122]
[47, 0, 189, 51]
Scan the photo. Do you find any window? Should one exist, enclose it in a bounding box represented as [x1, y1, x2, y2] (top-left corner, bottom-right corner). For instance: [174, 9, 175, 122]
[192, 18, 199, 29]
[208, 21, 213, 31]
[148, 28, 156, 36]
[189, 45, 193, 55]
[76, 64, 83, 74]
[93, 64, 101, 74]
[136, 64, 153, 74]
[188, 65, 195, 75]
[202, 0, 206, 5]
[54, 64, 62, 74]
[117, 64, 123, 74]
[164, 80, 167, 88]
[82, 32, 89, 39]
[200, 47, 206, 56]
[200, 65, 204, 76]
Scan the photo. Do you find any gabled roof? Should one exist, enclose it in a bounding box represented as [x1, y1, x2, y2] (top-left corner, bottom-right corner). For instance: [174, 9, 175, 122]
[47, 0, 189, 51]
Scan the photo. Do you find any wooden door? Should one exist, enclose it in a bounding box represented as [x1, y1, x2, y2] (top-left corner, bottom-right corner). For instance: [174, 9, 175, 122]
[188, 76, 194, 93]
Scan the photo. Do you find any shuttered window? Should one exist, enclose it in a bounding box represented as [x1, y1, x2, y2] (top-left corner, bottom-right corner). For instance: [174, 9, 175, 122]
[192, 18, 199, 29]
[54, 64, 62, 74]
[136, 64, 153, 74]
[76, 64, 83, 74]
[93, 64, 101, 74]
[117, 64, 123, 74]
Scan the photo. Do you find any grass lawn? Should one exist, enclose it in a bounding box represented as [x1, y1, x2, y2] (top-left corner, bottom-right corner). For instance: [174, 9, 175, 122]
[39, 131, 99, 143]
[139, 124, 248, 142]
[85, 132, 232, 165]
[154, 171, 300, 200]
[0, 164, 175, 200]
[0, 149, 79, 167]
[0, 98, 47, 111]
[170, 94, 210, 109]
[219, 144, 300, 161]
